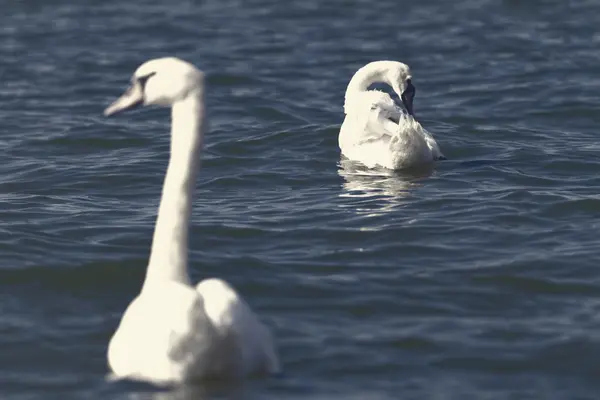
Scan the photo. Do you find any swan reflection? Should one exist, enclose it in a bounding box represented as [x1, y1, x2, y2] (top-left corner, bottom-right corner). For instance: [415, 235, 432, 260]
[125, 380, 247, 400]
[338, 159, 433, 217]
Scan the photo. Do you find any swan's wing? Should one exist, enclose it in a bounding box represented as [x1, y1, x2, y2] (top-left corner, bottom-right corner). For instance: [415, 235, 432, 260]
[374, 98, 404, 125]
[342, 91, 402, 144]
[164, 284, 231, 377]
[394, 114, 445, 161]
[363, 103, 404, 143]
[196, 278, 280, 375]
[361, 94, 446, 161]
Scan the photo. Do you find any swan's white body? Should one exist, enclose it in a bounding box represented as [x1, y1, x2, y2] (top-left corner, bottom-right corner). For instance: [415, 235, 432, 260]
[104, 57, 279, 385]
[339, 61, 444, 170]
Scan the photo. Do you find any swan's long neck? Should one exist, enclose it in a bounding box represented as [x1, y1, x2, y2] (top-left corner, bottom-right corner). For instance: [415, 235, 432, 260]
[142, 90, 206, 291]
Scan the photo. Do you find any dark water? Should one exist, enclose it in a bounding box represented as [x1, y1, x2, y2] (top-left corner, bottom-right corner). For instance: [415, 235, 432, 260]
[2, 0, 600, 398]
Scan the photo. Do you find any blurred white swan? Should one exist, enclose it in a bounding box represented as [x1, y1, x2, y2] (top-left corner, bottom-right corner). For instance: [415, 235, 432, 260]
[339, 61, 445, 170]
[103, 57, 279, 385]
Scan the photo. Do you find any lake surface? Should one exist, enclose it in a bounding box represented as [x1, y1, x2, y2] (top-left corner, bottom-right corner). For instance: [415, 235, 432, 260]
[2, 0, 600, 398]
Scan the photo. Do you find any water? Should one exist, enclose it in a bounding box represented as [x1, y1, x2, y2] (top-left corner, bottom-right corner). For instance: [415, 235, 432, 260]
[2, 0, 600, 398]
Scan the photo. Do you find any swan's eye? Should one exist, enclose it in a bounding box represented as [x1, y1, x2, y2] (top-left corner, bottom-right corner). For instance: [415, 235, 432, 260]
[137, 72, 157, 91]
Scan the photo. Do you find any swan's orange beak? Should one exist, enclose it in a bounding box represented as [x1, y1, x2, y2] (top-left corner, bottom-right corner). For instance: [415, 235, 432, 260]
[104, 81, 144, 117]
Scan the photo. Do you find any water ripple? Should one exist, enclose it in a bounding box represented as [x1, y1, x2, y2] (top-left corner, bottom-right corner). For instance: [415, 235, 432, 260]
[2, 0, 600, 398]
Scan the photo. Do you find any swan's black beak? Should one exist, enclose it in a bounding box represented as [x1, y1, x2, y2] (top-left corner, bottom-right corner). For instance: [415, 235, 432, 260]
[401, 79, 415, 116]
[104, 82, 144, 117]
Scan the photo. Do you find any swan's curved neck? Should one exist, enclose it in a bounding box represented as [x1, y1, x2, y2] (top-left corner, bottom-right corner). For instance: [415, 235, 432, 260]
[346, 63, 387, 96]
[344, 61, 400, 113]
[142, 90, 205, 291]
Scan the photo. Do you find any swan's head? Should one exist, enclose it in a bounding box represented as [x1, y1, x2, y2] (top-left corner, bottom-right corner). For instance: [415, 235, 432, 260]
[386, 62, 416, 116]
[104, 57, 204, 116]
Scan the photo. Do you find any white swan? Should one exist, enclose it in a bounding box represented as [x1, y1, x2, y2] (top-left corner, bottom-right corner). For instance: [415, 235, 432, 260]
[103, 57, 280, 384]
[339, 61, 445, 170]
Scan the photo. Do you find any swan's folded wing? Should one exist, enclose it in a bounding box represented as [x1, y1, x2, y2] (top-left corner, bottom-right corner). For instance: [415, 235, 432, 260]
[358, 102, 404, 145]
[166, 288, 221, 369]
[422, 130, 445, 160]
[344, 91, 401, 144]
[196, 278, 279, 375]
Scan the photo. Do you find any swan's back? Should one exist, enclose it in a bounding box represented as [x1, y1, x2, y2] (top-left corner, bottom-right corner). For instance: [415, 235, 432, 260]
[108, 279, 278, 383]
[108, 281, 235, 382]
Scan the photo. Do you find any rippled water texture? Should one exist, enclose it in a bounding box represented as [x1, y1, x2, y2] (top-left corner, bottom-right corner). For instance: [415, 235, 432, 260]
[2, 0, 600, 398]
